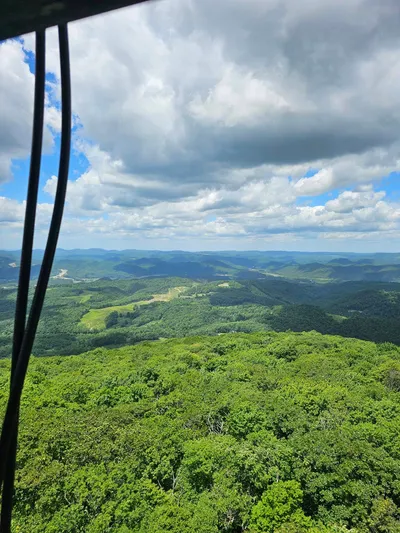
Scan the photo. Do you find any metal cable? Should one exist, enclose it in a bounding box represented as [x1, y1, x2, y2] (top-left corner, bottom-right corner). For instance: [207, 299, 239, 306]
[0, 24, 71, 531]
[0, 30, 46, 532]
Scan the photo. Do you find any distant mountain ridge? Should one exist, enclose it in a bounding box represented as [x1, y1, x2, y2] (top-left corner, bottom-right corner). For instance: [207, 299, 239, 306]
[2, 249, 400, 282]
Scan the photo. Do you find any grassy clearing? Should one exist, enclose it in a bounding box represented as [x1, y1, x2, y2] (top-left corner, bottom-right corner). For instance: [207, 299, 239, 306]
[80, 286, 187, 330]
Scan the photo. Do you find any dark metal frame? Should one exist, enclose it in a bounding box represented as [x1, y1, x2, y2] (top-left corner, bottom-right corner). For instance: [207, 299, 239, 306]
[0, 0, 151, 42]
[0, 2, 152, 530]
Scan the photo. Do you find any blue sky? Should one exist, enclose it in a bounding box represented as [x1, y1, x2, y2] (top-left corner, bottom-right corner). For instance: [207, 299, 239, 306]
[1, 0, 400, 252]
[1, 47, 88, 204]
[4, 141, 89, 204]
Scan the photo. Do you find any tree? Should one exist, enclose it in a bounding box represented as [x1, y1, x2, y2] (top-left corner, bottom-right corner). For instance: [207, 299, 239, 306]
[105, 311, 119, 328]
[250, 481, 311, 533]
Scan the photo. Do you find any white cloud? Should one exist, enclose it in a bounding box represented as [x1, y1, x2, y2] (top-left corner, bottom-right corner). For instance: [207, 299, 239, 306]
[0, 40, 35, 183]
[2, 0, 400, 251]
[189, 66, 292, 127]
[21, 0, 400, 178]
[0, 197, 25, 224]
[0, 39, 65, 185]
[294, 169, 335, 196]
[325, 188, 386, 214]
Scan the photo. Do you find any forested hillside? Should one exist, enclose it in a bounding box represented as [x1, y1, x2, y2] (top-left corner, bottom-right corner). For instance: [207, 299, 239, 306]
[2, 276, 400, 357]
[1, 332, 400, 532]
[2, 252, 400, 531]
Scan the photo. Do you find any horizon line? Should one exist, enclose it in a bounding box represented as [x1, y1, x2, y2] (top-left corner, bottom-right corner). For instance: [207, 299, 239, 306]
[1, 248, 400, 255]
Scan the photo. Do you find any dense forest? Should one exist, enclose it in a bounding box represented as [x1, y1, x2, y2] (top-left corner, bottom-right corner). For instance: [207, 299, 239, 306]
[1, 332, 400, 532]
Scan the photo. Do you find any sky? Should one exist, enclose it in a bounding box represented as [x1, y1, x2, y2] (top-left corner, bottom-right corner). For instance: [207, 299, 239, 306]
[1, 0, 400, 252]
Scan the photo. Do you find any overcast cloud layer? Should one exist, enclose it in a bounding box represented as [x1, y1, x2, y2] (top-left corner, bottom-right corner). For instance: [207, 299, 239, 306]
[1, 0, 400, 251]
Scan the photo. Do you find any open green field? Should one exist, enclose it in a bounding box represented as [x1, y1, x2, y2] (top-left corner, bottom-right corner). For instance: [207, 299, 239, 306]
[80, 286, 188, 329]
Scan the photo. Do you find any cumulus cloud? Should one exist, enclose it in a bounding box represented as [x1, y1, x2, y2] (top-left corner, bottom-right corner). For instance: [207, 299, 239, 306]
[22, 0, 400, 179]
[0, 197, 25, 224]
[0, 40, 35, 183]
[0, 39, 62, 185]
[2, 0, 400, 249]
[325, 187, 386, 214]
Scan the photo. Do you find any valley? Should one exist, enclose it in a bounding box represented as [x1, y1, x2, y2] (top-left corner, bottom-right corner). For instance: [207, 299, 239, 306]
[2, 251, 400, 357]
[2, 249, 400, 532]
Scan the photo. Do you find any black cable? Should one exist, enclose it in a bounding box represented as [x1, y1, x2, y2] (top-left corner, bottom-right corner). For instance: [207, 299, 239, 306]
[0, 30, 46, 532]
[0, 24, 71, 530]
